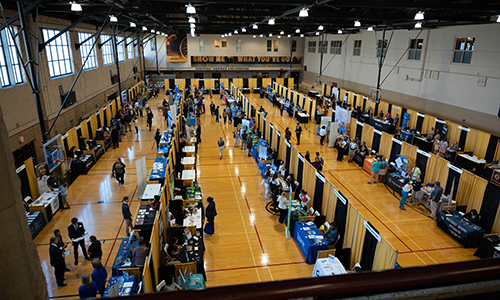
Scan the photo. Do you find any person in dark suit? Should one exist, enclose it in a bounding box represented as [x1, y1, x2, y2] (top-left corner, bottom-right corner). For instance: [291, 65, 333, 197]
[53, 229, 71, 272]
[49, 237, 67, 288]
[206, 197, 217, 234]
[68, 217, 90, 265]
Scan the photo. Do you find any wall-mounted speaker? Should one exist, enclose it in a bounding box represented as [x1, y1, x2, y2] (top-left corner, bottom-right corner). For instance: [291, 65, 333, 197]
[304, 65, 307, 71]
[61, 91, 76, 109]
[498, 106, 500, 118]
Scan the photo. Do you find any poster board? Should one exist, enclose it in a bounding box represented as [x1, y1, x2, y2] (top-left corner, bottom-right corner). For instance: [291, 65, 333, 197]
[335, 107, 351, 135]
[135, 156, 148, 199]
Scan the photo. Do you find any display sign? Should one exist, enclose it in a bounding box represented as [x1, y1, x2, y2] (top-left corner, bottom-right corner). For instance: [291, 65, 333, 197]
[402, 112, 410, 128]
[259, 140, 268, 159]
[492, 169, 500, 185]
[191, 56, 301, 64]
[167, 33, 188, 62]
[335, 107, 351, 135]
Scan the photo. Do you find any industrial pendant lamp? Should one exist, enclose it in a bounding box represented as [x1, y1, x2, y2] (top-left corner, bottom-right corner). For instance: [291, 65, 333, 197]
[186, 3, 196, 14]
[299, 7, 308, 17]
[414, 11, 424, 20]
[268, 18, 275, 25]
[70, 2, 82, 12]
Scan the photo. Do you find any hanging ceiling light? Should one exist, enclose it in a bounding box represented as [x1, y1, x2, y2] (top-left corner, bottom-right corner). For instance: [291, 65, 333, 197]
[268, 18, 275, 25]
[129, 22, 136, 28]
[354, 20, 361, 27]
[186, 3, 196, 14]
[253, 35, 256, 38]
[367, 26, 374, 31]
[278, 35, 281, 38]
[70, 2, 82, 12]
[190, 23, 196, 28]
[295, 28, 300, 33]
[260, 34, 263, 37]
[221, 34, 224, 37]
[287, 34, 291, 37]
[414, 22, 422, 28]
[299, 7, 309, 17]
[151, 29, 155, 33]
[224, 33, 227, 36]
[228, 32, 232, 36]
[142, 26, 147, 31]
[235, 30, 239, 34]
[300, 34, 304, 37]
[188, 16, 196, 23]
[280, 30, 284, 34]
[269, 33, 272, 37]
[318, 25, 324, 30]
[337, 29, 342, 34]
[253, 24, 258, 29]
[315, 31, 320, 35]
[191, 28, 195, 34]
[242, 28, 246, 32]
[414, 11, 424, 20]
[109, 15, 118, 22]
[496, 15, 500, 22]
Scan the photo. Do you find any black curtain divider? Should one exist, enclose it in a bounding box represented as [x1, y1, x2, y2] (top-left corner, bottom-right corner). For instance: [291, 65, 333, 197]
[309, 100, 313, 120]
[87, 122, 93, 140]
[63, 138, 69, 157]
[445, 167, 461, 200]
[242, 78, 248, 88]
[313, 173, 325, 213]
[459, 129, 468, 150]
[389, 141, 402, 163]
[185, 78, 191, 87]
[169, 79, 175, 89]
[199, 79, 204, 88]
[97, 114, 102, 129]
[387, 104, 392, 116]
[302, 97, 306, 109]
[479, 183, 500, 233]
[331, 105, 336, 123]
[297, 155, 304, 193]
[416, 115, 424, 133]
[76, 127, 82, 139]
[323, 84, 326, 95]
[435, 120, 446, 136]
[356, 124, 363, 140]
[272, 77, 277, 83]
[263, 119, 267, 140]
[276, 132, 281, 154]
[415, 152, 429, 181]
[257, 113, 261, 130]
[17, 167, 31, 201]
[372, 132, 381, 153]
[362, 97, 367, 112]
[257, 77, 262, 88]
[485, 136, 499, 163]
[285, 142, 291, 173]
[360, 222, 379, 271]
[228, 78, 233, 84]
[353, 95, 357, 109]
[103, 109, 108, 127]
[269, 125, 273, 147]
[401, 108, 407, 125]
[333, 191, 348, 250]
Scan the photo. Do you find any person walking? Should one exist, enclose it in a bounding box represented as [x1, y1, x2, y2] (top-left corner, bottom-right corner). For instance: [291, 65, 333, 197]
[285, 127, 292, 141]
[49, 237, 67, 288]
[279, 102, 284, 117]
[277, 191, 288, 224]
[319, 125, 327, 145]
[112, 158, 126, 186]
[215, 106, 220, 124]
[154, 129, 161, 150]
[133, 117, 138, 134]
[400, 179, 411, 210]
[217, 137, 225, 159]
[368, 157, 381, 184]
[146, 110, 153, 131]
[122, 196, 133, 236]
[295, 123, 302, 145]
[91, 258, 108, 297]
[111, 125, 120, 149]
[58, 180, 71, 209]
[234, 126, 240, 147]
[67, 217, 90, 265]
[196, 125, 201, 144]
[222, 108, 228, 124]
[205, 197, 217, 234]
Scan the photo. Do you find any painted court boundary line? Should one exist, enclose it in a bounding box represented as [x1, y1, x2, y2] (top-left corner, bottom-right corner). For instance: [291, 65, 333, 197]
[206, 261, 307, 273]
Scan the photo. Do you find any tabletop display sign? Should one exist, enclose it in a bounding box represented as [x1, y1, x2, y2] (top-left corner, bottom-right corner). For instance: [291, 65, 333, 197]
[335, 107, 351, 135]
[492, 169, 500, 185]
[321, 116, 331, 126]
[241, 119, 251, 131]
[259, 140, 268, 160]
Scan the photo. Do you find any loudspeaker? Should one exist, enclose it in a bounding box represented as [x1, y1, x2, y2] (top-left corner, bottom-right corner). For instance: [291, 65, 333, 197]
[498, 106, 500, 117]
[304, 65, 307, 71]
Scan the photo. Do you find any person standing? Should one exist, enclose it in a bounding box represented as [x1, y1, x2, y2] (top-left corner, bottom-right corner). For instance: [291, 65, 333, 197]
[87, 235, 102, 260]
[295, 123, 302, 145]
[234, 126, 240, 147]
[133, 117, 138, 134]
[305, 150, 311, 163]
[299, 190, 311, 210]
[279, 102, 284, 117]
[111, 125, 120, 149]
[336, 138, 345, 162]
[429, 181, 444, 219]
[285, 127, 292, 141]
[58, 180, 70, 209]
[319, 125, 327, 146]
[49, 237, 67, 288]
[277, 191, 288, 224]
[154, 129, 161, 150]
[112, 158, 126, 186]
[68, 217, 90, 265]
[122, 196, 133, 236]
[196, 125, 201, 144]
[205, 197, 217, 234]
[91, 258, 108, 297]
[412, 175, 423, 205]
[47, 173, 59, 191]
[368, 157, 381, 184]
[411, 163, 421, 180]
[215, 106, 220, 124]
[78, 273, 97, 299]
[53, 229, 70, 272]
[400, 179, 411, 210]
[222, 108, 228, 124]
[146, 110, 153, 131]
[217, 137, 225, 159]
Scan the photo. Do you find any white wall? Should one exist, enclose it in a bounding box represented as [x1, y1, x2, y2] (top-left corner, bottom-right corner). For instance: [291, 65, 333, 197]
[303, 24, 500, 133]
[144, 34, 305, 72]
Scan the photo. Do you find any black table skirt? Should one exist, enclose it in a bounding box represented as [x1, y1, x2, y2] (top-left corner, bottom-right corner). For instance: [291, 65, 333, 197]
[412, 137, 434, 153]
[385, 173, 403, 195]
[455, 155, 485, 176]
[436, 217, 484, 248]
[474, 237, 500, 258]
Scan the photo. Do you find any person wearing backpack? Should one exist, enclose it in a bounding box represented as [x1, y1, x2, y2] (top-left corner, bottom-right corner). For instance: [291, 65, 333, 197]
[112, 158, 126, 186]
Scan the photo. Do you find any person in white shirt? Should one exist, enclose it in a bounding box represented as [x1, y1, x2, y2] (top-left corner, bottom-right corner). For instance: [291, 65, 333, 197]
[319, 125, 327, 146]
[278, 161, 286, 178]
[438, 139, 448, 157]
[277, 192, 288, 224]
[400, 179, 412, 211]
[299, 190, 311, 210]
[348, 141, 357, 163]
[133, 118, 138, 134]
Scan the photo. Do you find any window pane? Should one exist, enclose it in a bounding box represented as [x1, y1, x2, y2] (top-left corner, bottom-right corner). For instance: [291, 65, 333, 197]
[127, 37, 134, 59]
[463, 51, 472, 63]
[415, 50, 421, 60]
[453, 51, 462, 63]
[42, 29, 73, 77]
[214, 39, 220, 47]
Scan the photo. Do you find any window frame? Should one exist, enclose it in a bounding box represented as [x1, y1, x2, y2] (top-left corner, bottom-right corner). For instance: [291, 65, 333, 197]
[377, 39, 388, 58]
[42, 28, 74, 78]
[236, 39, 242, 52]
[353, 40, 362, 56]
[273, 40, 278, 52]
[221, 39, 227, 48]
[116, 36, 125, 63]
[308, 41, 316, 53]
[452, 37, 475, 64]
[77, 32, 98, 71]
[126, 37, 134, 60]
[214, 39, 220, 48]
[330, 40, 341, 55]
[100, 34, 114, 66]
[267, 40, 272, 52]
[199, 38, 205, 51]
[408, 38, 423, 61]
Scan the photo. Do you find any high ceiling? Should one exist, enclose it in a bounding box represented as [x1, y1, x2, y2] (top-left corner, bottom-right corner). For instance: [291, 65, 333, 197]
[5, 0, 500, 36]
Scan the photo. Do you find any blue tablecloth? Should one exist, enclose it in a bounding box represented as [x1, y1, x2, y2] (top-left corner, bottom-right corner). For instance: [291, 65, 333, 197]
[27, 211, 46, 239]
[160, 132, 171, 145]
[293, 221, 329, 264]
[149, 156, 167, 181]
[436, 211, 486, 248]
[401, 130, 414, 143]
[158, 144, 170, 155]
[104, 275, 138, 297]
[177, 274, 206, 290]
[111, 238, 142, 276]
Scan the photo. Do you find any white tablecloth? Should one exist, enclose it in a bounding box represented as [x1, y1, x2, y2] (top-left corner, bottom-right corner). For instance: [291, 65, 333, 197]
[182, 170, 196, 181]
[312, 255, 347, 277]
[141, 183, 162, 200]
[183, 146, 196, 153]
[183, 209, 202, 229]
[458, 154, 486, 164]
[181, 157, 196, 165]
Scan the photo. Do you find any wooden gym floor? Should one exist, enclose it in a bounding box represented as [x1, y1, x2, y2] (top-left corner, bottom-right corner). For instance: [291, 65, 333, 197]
[34, 88, 477, 298]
